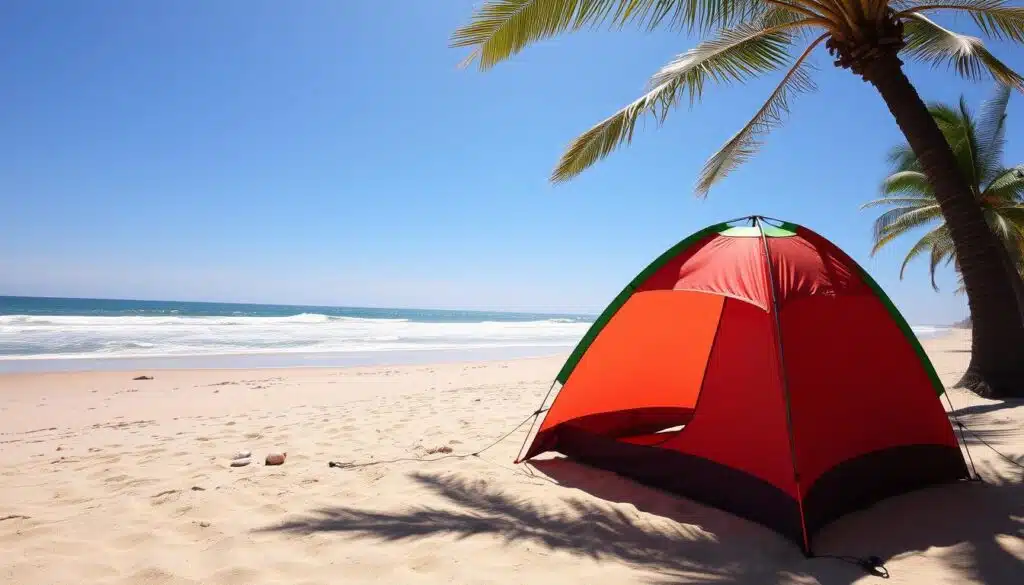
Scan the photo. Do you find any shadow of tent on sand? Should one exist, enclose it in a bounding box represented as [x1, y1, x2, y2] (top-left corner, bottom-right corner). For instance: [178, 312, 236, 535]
[257, 459, 1022, 585]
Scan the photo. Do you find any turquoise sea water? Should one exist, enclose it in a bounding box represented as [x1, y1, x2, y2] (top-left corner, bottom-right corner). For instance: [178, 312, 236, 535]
[0, 296, 592, 323]
[0, 296, 594, 371]
[0, 296, 947, 373]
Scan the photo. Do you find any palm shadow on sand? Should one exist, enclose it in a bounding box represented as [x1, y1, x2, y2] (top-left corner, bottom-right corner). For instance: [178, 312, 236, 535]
[258, 458, 1021, 585]
[951, 398, 1024, 417]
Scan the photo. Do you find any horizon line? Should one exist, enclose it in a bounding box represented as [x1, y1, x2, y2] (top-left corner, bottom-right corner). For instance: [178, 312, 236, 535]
[0, 293, 601, 318]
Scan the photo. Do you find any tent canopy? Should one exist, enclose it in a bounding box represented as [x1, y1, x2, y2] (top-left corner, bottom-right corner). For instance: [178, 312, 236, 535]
[519, 217, 968, 555]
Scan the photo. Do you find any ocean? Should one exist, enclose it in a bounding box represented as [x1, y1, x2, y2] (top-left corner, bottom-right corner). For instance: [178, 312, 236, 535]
[0, 296, 594, 372]
[0, 296, 948, 372]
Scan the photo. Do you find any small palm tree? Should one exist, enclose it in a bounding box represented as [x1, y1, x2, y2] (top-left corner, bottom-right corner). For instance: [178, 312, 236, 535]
[864, 84, 1024, 293]
[451, 1, 1024, 397]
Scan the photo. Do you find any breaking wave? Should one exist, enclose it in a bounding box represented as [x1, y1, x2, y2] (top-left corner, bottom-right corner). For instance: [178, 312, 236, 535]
[0, 313, 592, 360]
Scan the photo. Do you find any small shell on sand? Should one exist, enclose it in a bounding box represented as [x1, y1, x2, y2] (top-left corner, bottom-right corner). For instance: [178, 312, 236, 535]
[264, 452, 286, 466]
[232, 450, 252, 460]
[229, 458, 251, 467]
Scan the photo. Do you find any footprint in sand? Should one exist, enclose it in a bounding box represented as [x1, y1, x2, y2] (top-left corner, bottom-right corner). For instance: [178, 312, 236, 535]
[212, 566, 261, 585]
[409, 555, 443, 573]
[126, 567, 175, 583]
[0, 514, 31, 522]
[150, 489, 181, 506]
[102, 473, 130, 485]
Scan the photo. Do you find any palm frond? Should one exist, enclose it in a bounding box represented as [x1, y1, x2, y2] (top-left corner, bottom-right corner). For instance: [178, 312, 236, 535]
[926, 228, 957, 290]
[897, 224, 950, 281]
[758, 4, 805, 27]
[985, 211, 1024, 276]
[861, 195, 935, 209]
[870, 204, 944, 253]
[647, 21, 811, 105]
[614, 0, 767, 31]
[922, 98, 985, 191]
[927, 102, 963, 127]
[450, 0, 767, 70]
[1006, 219, 1024, 273]
[900, 0, 1024, 44]
[879, 170, 932, 196]
[885, 143, 921, 172]
[957, 95, 983, 189]
[869, 228, 908, 254]
[988, 209, 1017, 241]
[996, 204, 1024, 224]
[756, 4, 821, 38]
[551, 20, 809, 183]
[976, 83, 1012, 183]
[450, 0, 612, 69]
[870, 227, 909, 255]
[984, 165, 1024, 201]
[695, 33, 824, 195]
[901, 13, 1024, 91]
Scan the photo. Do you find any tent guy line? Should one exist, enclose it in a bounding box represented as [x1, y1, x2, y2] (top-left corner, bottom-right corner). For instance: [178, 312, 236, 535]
[326, 408, 548, 471]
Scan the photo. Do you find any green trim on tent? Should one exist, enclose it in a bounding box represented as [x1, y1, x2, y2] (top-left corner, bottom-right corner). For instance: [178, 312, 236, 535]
[719, 224, 797, 238]
[776, 221, 800, 233]
[554, 222, 728, 385]
[854, 265, 947, 397]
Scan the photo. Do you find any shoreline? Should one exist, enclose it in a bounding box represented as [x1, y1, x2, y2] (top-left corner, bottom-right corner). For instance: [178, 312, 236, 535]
[0, 352, 569, 381]
[0, 345, 573, 374]
[0, 328, 956, 375]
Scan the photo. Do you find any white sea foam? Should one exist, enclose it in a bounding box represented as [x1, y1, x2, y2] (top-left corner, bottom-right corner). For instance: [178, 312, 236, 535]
[909, 325, 949, 338]
[0, 313, 592, 360]
[0, 313, 949, 361]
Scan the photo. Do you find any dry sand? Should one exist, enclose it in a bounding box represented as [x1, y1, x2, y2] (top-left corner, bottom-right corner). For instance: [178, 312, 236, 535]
[0, 329, 1020, 584]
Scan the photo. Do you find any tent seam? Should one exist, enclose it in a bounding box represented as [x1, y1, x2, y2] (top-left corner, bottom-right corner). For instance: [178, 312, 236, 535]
[755, 217, 812, 556]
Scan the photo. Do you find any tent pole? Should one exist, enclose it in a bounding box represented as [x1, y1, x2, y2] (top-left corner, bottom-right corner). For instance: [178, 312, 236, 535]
[717, 214, 758, 228]
[755, 216, 812, 556]
[757, 215, 787, 226]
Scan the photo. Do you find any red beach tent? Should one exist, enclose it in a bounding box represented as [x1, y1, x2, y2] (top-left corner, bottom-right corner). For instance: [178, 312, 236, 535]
[517, 217, 969, 555]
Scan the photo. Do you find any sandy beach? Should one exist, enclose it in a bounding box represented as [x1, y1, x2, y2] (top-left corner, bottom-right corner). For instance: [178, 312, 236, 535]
[1, 329, 1020, 585]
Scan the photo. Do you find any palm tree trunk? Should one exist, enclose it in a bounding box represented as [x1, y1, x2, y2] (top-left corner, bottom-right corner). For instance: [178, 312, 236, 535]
[862, 54, 1024, 398]
[967, 230, 1024, 316]
[995, 240, 1024, 319]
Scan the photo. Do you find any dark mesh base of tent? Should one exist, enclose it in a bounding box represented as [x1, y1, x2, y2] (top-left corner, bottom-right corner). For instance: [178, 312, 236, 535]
[801, 441, 969, 541]
[546, 424, 969, 553]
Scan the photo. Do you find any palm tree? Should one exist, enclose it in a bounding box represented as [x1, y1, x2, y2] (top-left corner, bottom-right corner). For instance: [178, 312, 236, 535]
[450, 0, 1024, 397]
[865, 84, 1024, 296]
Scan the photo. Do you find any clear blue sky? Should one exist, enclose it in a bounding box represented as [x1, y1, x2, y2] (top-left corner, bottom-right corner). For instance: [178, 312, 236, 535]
[2, 1, 1022, 324]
